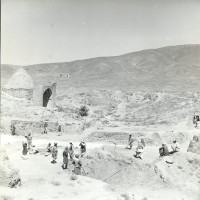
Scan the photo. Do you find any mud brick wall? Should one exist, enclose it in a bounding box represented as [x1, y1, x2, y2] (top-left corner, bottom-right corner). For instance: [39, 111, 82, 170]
[11, 120, 59, 135]
[10, 120, 81, 135]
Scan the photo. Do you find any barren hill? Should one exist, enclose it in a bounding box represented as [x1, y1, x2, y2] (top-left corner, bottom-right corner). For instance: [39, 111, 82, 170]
[1, 44, 200, 92]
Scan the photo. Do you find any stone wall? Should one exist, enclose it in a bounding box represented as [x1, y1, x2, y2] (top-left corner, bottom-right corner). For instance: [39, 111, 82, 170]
[11, 120, 80, 135]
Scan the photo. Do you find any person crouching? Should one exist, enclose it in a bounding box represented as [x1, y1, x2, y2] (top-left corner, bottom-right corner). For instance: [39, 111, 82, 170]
[159, 142, 169, 157]
[134, 139, 145, 159]
[72, 154, 82, 175]
[171, 139, 180, 153]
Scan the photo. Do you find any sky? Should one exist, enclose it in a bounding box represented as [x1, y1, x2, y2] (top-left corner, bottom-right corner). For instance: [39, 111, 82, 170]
[2, 0, 200, 65]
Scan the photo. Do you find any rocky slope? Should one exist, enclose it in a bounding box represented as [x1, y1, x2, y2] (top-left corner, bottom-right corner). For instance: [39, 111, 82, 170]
[1, 44, 200, 91]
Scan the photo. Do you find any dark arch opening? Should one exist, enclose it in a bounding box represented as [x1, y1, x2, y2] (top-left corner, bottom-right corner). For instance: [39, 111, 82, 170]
[43, 88, 52, 107]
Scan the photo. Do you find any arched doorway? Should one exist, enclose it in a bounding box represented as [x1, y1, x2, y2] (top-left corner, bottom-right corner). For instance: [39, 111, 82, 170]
[43, 88, 52, 107]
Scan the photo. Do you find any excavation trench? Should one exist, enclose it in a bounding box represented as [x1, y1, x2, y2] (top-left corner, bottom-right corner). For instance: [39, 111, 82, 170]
[73, 146, 165, 188]
[73, 145, 200, 197]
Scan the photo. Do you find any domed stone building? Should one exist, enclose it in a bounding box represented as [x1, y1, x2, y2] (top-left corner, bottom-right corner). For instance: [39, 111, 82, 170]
[3, 68, 34, 100]
[3, 68, 57, 108]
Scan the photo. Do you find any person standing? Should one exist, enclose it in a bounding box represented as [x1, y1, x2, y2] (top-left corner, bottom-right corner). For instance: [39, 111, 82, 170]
[58, 124, 61, 133]
[51, 143, 58, 164]
[44, 122, 48, 134]
[11, 124, 16, 135]
[69, 141, 75, 160]
[58, 124, 62, 136]
[62, 146, 69, 169]
[126, 134, 134, 150]
[26, 133, 32, 150]
[22, 136, 28, 155]
[72, 154, 82, 175]
[79, 140, 86, 157]
[159, 142, 169, 157]
[47, 143, 52, 153]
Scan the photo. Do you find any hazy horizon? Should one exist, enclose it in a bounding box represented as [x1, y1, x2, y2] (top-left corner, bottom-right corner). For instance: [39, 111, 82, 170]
[2, 43, 200, 66]
[2, 0, 200, 66]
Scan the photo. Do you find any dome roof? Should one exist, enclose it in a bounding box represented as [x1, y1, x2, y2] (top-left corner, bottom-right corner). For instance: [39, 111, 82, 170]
[4, 68, 34, 89]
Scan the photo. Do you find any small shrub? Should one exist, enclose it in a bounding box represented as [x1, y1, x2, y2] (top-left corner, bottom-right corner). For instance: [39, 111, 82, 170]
[79, 106, 89, 117]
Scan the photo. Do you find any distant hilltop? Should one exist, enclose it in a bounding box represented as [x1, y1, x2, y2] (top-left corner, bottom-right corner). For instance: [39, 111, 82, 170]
[2, 44, 200, 92]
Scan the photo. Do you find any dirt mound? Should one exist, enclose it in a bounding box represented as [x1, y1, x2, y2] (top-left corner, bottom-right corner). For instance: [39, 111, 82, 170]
[86, 131, 159, 145]
[86, 131, 189, 146]
[0, 150, 21, 187]
[155, 153, 200, 181]
[187, 135, 200, 154]
[87, 132, 131, 144]
[81, 146, 165, 188]
[160, 131, 190, 144]
[79, 145, 200, 199]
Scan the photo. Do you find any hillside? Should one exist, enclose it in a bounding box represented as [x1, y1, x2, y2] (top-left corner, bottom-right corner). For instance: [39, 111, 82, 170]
[1, 44, 200, 91]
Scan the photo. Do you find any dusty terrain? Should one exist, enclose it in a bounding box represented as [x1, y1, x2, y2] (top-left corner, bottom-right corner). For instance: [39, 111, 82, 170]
[1, 45, 200, 200]
[1, 131, 200, 200]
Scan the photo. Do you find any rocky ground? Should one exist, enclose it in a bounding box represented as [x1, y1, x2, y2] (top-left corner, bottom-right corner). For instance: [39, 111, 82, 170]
[0, 125, 200, 200]
[1, 44, 200, 199]
[1, 88, 200, 200]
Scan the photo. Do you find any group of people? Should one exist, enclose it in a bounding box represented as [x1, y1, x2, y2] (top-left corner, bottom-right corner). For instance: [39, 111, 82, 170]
[22, 136, 86, 175]
[159, 139, 180, 157]
[126, 134, 145, 159]
[126, 134, 181, 160]
[47, 140, 86, 175]
[21, 126, 87, 175]
[21, 129, 181, 177]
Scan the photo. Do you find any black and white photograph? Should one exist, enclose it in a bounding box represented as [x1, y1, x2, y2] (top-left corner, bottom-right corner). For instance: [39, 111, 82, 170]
[1, 0, 200, 199]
